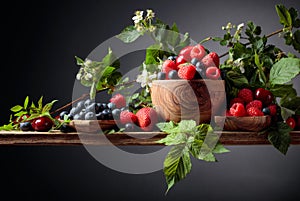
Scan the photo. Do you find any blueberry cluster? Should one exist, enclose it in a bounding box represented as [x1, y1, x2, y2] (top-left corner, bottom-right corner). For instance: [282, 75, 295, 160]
[60, 99, 124, 121]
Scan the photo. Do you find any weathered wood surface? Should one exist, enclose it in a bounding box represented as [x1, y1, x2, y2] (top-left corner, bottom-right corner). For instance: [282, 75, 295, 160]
[0, 130, 299, 146]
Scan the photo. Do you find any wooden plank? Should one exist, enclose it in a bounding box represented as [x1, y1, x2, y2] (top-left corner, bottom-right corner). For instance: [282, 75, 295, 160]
[0, 130, 299, 146]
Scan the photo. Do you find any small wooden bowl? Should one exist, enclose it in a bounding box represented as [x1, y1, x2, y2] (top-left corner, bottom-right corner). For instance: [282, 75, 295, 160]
[214, 115, 272, 132]
[69, 120, 118, 133]
[151, 79, 226, 124]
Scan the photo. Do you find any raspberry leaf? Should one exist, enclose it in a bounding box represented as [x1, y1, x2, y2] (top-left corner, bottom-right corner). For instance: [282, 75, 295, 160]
[268, 122, 292, 155]
[116, 25, 141, 43]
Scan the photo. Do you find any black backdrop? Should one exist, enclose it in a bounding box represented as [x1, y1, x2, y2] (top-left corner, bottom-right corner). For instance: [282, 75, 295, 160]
[1, 0, 300, 201]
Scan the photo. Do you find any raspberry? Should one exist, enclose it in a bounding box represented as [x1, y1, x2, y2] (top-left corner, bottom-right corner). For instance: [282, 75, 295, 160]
[178, 64, 196, 80]
[230, 103, 247, 117]
[246, 100, 263, 110]
[268, 104, 277, 116]
[110, 94, 126, 108]
[120, 110, 138, 125]
[237, 88, 253, 103]
[247, 106, 264, 116]
[201, 55, 216, 68]
[135, 107, 158, 131]
[206, 52, 220, 67]
[230, 97, 245, 107]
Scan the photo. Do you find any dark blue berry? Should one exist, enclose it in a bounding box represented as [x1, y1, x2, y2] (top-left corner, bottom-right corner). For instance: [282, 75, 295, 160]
[167, 55, 177, 61]
[59, 110, 69, 120]
[157, 72, 166, 80]
[84, 99, 93, 108]
[112, 108, 121, 120]
[195, 61, 205, 69]
[262, 107, 270, 115]
[107, 102, 116, 110]
[60, 124, 76, 133]
[190, 58, 199, 66]
[85, 103, 96, 112]
[85, 111, 96, 120]
[76, 100, 85, 110]
[19, 122, 33, 131]
[168, 70, 179, 79]
[124, 123, 135, 131]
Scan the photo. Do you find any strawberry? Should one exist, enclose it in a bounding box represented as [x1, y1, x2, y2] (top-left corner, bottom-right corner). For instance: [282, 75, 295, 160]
[246, 100, 263, 110]
[162, 59, 178, 79]
[230, 97, 244, 107]
[268, 104, 277, 116]
[135, 107, 158, 131]
[237, 88, 253, 104]
[178, 64, 196, 80]
[110, 94, 126, 108]
[247, 106, 264, 116]
[230, 103, 247, 117]
[120, 110, 138, 125]
[190, 44, 206, 61]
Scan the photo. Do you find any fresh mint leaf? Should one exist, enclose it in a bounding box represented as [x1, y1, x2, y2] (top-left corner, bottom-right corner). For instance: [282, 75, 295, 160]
[163, 144, 191, 194]
[212, 143, 230, 154]
[23, 96, 29, 109]
[269, 57, 300, 85]
[156, 121, 177, 133]
[178, 120, 196, 132]
[10, 105, 23, 113]
[116, 25, 141, 43]
[157, 132, 188, 146]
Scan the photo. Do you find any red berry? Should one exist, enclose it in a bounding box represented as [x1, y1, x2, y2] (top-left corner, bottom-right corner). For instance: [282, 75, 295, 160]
[201, 52, 220, 67]
[246, 100, 263, 110]
[286, 117, 296, 129]
[31, 116, 54, 132]
[190, 44, 206, 61]
[230, 97, 245, 107]
[110, 94, 126, 108]
[178, 64, 196, 80]
[135, 107, 158, 131]
[120, 110, 138, 125]
[175, 55, 187, 67]
[178, 45, 194, 62]
[237, 88, 253, 104]
[268, 104, 277, 116]
[254, 88, 274, 106]
[205, 66, 221, 80]
[247, 106, 264, 116]
[230, 103, 247, 117]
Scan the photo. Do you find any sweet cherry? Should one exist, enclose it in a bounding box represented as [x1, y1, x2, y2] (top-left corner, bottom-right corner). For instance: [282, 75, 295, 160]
[175, 55, 187, 67]
[31, 116, 54, 132]
[286, 117, 296, 129]
[254, 88, 274, 106]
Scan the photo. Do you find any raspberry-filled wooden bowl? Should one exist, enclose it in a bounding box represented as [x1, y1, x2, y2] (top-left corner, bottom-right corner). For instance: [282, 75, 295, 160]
[150, 79, 226, 124]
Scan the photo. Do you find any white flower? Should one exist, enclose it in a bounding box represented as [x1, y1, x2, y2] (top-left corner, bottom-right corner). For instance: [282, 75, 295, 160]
[146, 9, 155, 19]
[136, 64, 157, 89]
[132, 10, 144, 24]
[239, 66, 245, 74]
[84, 59, 92, 66]
[237, 23, 244, 30]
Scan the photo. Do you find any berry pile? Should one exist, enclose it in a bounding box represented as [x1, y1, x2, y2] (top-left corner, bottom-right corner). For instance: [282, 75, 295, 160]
[57, 93, 159, 132]
[157, 44, 221, 80]
[228, 88, 277, 117]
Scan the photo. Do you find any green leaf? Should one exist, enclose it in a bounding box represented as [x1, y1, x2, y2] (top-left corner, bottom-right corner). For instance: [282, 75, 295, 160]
[270, 84, 297, 98]
[156, 121, 177, 133]
[178, 120, 196, 132]
[116, 25, 141, 43]
[75, 56, 85, 66]
[145, 43, 163, 65]
[163, 144, 191, 194]
[293, 30, 300, 53]
[38, 96, 43, 110]
[102, 48, 120, 68]
[275, 4, 293, 27]
[280, 95, 300, 112]
[212, 143, 230, 154]
[269, 58, 300, 85]
[23, 96, 29, 109]
[280, 106, 295, 121]
[42, 100, 58, 114]
[268, 122, 291, 155]
[157, 132, 188, 146]
[0, 123, 14, 131]
[226, 70, 249, 88]
[10, 105, 23, 112]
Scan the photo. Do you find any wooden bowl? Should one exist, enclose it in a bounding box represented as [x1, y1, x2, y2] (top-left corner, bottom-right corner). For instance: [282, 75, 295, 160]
[151, 79, 226, 124]
[69, 120, 118, 133]
[214, 115, 272, 132]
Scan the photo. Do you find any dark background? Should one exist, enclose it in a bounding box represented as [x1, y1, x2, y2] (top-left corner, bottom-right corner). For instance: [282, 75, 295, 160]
[1, 0, 300, 201]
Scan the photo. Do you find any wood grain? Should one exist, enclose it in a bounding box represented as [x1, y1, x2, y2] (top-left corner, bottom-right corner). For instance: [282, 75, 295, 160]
[151, 79, 226, 124]
[0, 130, 299, 146]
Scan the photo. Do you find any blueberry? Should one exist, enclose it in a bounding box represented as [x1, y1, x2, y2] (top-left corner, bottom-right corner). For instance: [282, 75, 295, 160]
[124, 123, 135, 131]
[168, 70, 179, 79]
[262, 107, 270, 115]
[120, 107, 128, 111]
[190, 58, 199, 66]
[102, 109, 113, 120]
[73, 113, 84, 120]
[85, 111, 96, 120]
[76, 100, 85, 110]
[19, 121, 33, 131]
[85, 103, 96, 112]
[195, 61, 205, 69]
[167, 55, 177, 61]
[107, 102, 116, 110]
[221, 69, 227, 80]
[157, 72, 166, 80]
[59, 110, 69, 120]
[112, 108, 121, 120]
[84, 99, 93, 108]
[69, 106, 80, 116]
[194, 67, 205, 79]
[60, 123, 76, 133]
[96, 112, 106, 120]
